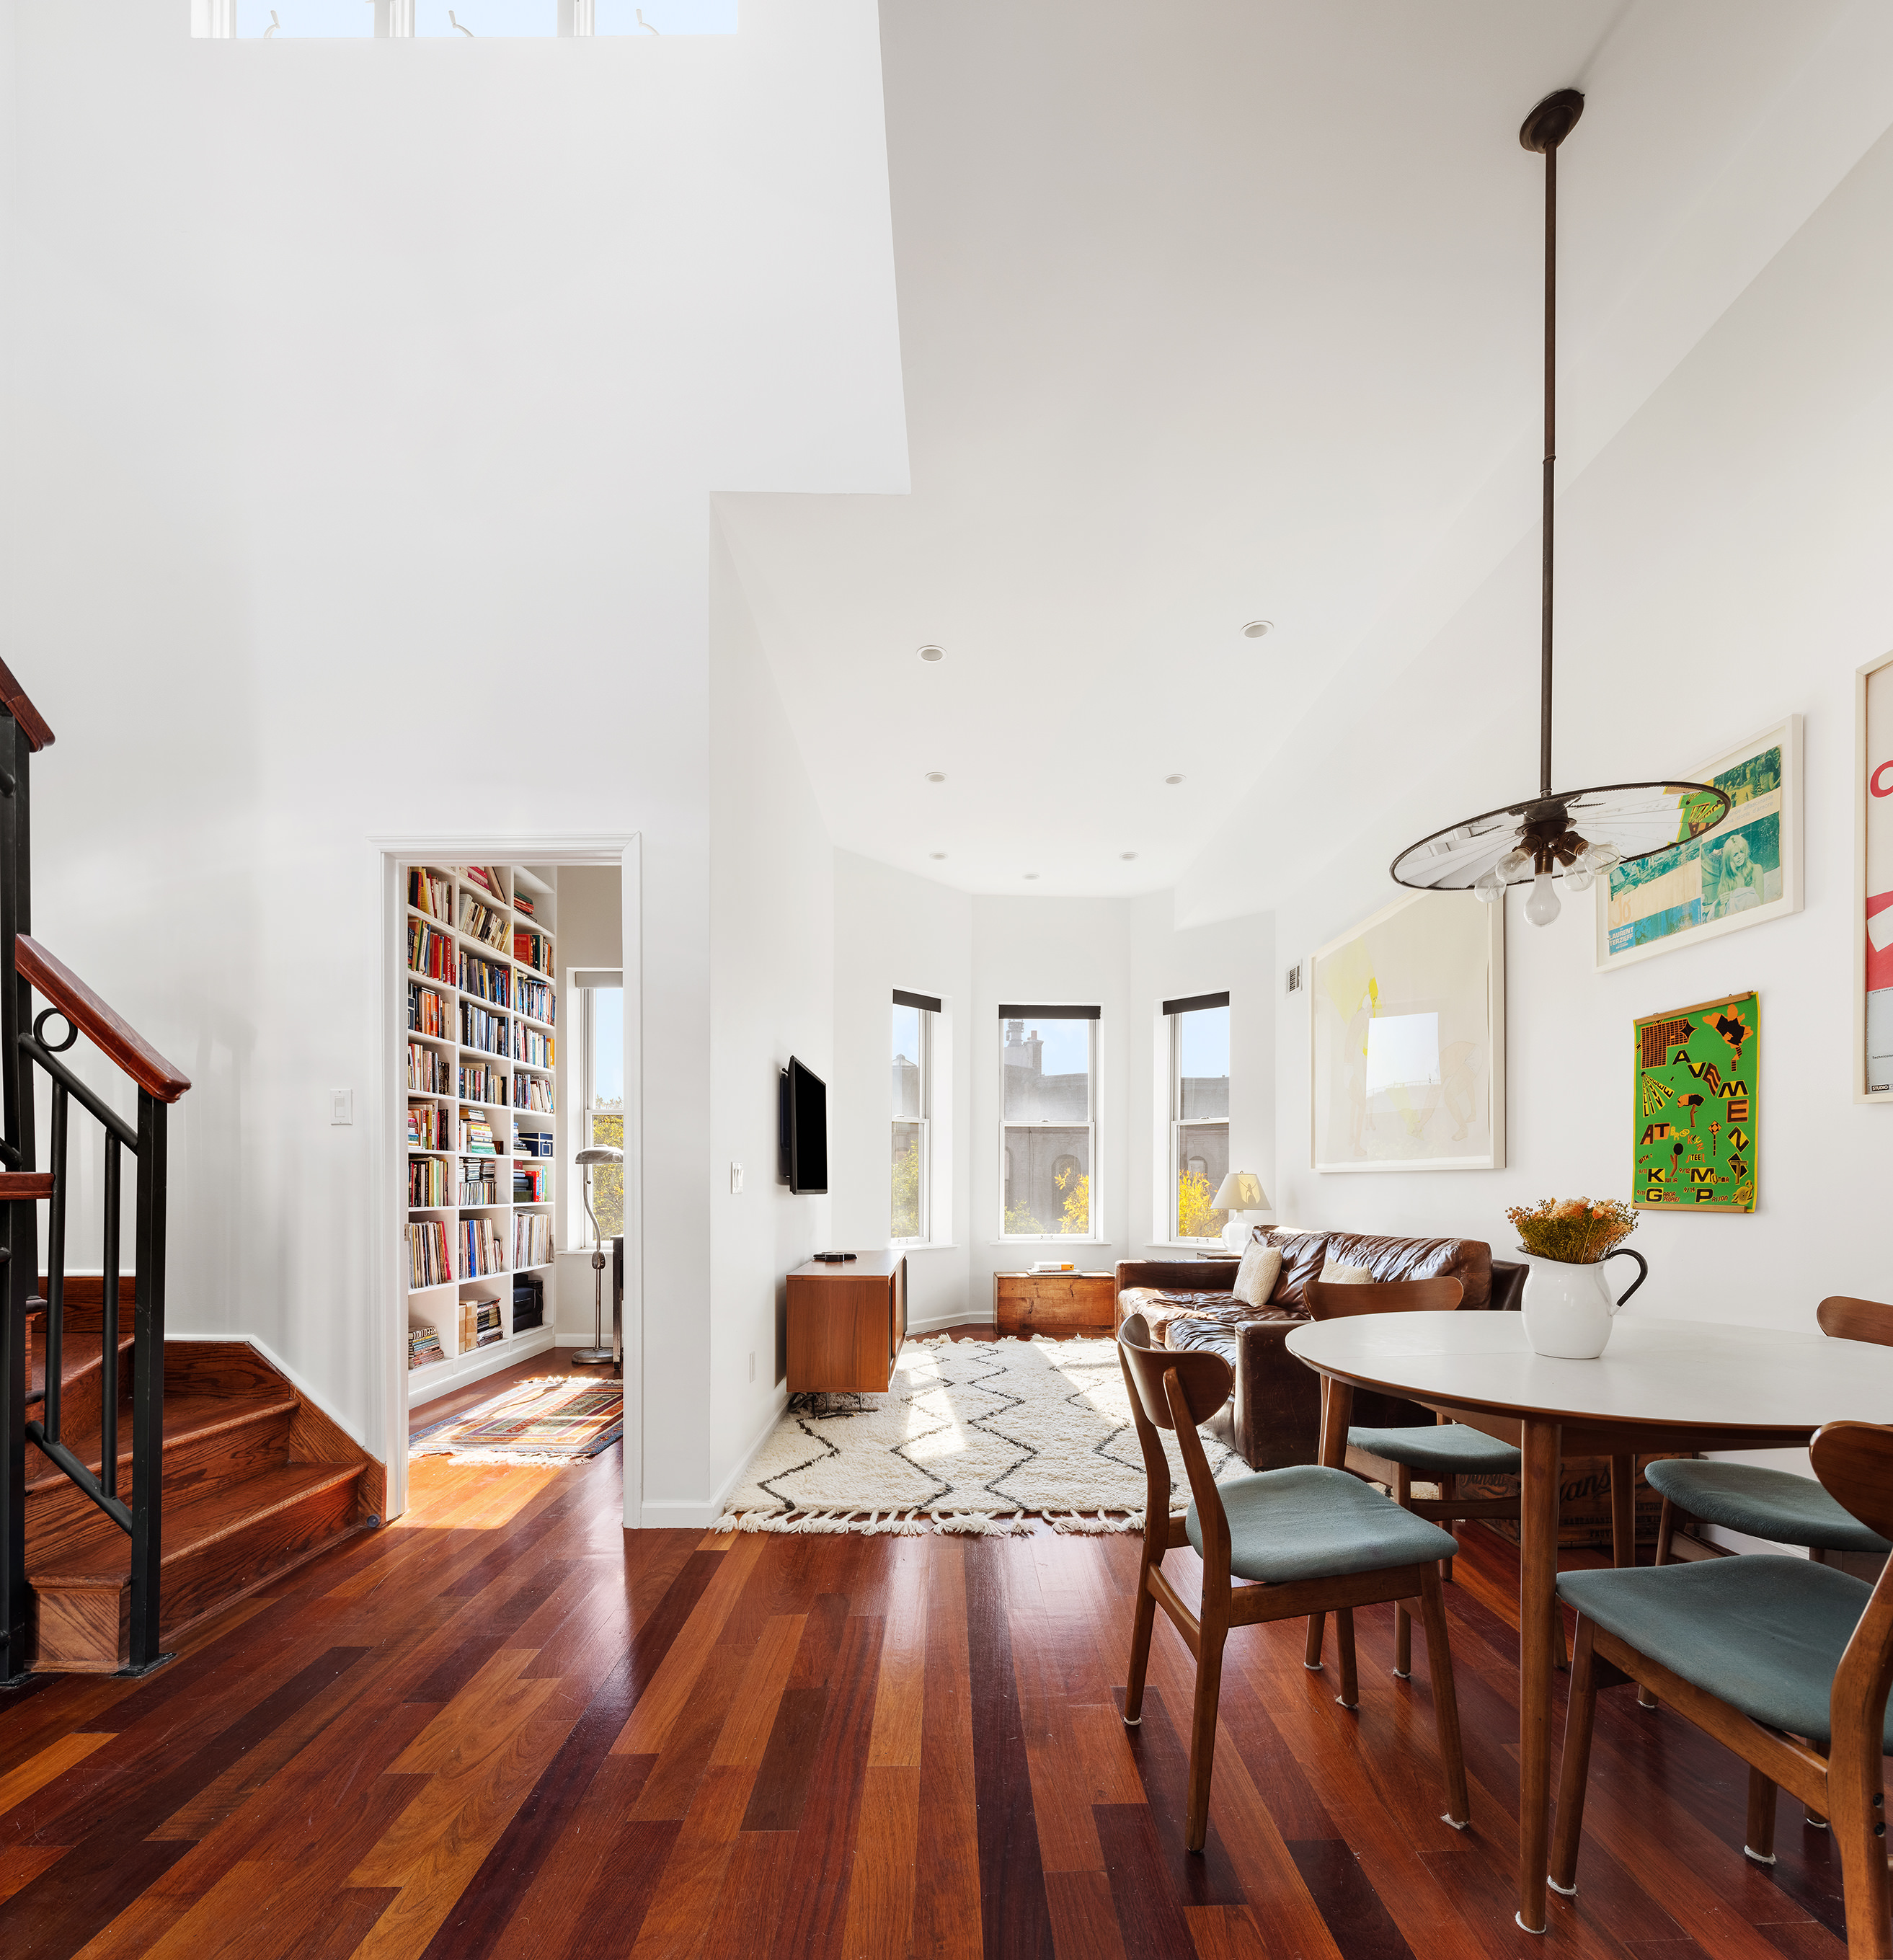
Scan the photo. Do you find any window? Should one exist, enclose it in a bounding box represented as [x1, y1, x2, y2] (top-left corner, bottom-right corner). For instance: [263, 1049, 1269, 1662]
[890, 990, 936, 1243]
[1001, 1003, 1098, 1238]
[196, 0, 736, 37]
[574, 974, 624, 1247]
[1168, 991, 1229, 1241]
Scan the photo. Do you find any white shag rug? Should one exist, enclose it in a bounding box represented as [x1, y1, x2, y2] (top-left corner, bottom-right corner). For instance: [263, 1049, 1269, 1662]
[716, 1333, 1247, 1538]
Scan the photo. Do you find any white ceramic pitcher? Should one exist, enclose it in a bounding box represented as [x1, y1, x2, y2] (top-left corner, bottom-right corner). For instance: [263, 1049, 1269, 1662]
[1518, 1246, 1648, 1359]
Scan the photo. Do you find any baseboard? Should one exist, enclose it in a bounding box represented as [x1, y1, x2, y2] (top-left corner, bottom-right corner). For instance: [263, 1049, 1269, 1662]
[908, 1311, 987, 1336]
[638, 1385, 791, 1532]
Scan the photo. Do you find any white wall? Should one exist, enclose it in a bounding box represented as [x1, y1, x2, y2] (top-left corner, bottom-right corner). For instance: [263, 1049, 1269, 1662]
[2, 1, 906, 1515]
[704, 512, 835, 1515]
[1249, 120, 1893, 1527]
[830, 851, 972, 1329]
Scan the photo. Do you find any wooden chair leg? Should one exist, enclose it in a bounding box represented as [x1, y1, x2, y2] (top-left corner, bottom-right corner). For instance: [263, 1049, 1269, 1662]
[1829, 1755, 1891, 1959]
[1417, 1571, 1469, 1828]
[1305, 1611, 1325, 1672]
[1335, 1608, 1359, 1710]
[1394, 1604, 1411, 1680]
[1124, 1565, 1158, 1726]
[1184, 1625, 1227, 1855]
[1654, 1494, 1677, 1566]
[1549, 1616, 1600, 1895]
[1440, 1471, 1457, 1582]
[1744, 1765, 1778, 1865]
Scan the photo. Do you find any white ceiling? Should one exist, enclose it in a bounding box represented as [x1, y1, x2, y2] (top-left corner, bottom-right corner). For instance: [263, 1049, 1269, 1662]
[718, 0, 1893, 899]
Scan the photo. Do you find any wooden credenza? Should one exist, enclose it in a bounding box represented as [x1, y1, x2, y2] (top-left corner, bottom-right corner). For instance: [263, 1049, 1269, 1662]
[994, 1269, 1115, 1336]
[786, 1254, 908, 1393]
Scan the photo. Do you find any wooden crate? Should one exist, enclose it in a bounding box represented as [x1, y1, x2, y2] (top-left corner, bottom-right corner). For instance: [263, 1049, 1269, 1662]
[994, 1271, 1115, 1336]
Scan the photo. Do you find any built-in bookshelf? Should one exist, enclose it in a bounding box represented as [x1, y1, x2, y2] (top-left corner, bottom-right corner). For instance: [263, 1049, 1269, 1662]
[404, 863, 559, 1398]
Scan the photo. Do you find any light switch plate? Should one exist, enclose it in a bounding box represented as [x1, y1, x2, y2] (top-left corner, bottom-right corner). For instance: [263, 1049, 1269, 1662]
[730, 1161, 744, 1194]
[331, 1089, 353, 1126]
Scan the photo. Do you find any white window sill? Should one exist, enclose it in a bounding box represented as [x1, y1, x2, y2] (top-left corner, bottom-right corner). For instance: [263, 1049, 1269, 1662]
[988, 1238, 1108, 1248]
[889, 1242, 959, 1253]
[1145, 1242, 1234, 1254]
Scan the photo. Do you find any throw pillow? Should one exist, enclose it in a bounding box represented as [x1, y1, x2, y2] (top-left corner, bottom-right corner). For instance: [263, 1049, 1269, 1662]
[1232, 1241, 1284, 1309]
[1324, 1259, 1374, 1285]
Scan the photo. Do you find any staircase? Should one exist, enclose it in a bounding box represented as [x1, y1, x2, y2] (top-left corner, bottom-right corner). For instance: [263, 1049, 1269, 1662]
[1, 662, 379, 1680]
[25, 1283, 378, 1671]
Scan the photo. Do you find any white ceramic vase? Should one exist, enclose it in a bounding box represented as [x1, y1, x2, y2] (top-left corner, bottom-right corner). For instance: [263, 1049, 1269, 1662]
[1518, 1246, 1648, 1359]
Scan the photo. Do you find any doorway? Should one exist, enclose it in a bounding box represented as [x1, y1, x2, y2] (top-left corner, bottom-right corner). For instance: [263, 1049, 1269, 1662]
[376, 838, 638, 1525]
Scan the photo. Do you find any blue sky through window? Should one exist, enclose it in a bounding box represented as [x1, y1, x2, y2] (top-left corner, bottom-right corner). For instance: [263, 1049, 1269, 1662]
[596, 0, 737, 31]
[236, 1, 373, 35]
[592, 989, 624, 1109]
[1034, 1018, 1090, 1081]
[1177, 1004, 1229, 1082]
[415, 1, 556, 33]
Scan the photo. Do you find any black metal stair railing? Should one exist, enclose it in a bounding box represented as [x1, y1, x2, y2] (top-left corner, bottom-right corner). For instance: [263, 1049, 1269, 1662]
[0, 676, 190, 1683]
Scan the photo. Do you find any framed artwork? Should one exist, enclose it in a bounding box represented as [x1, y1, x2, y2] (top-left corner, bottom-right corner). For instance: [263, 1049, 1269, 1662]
[1633, 990, 1757, 1213]
[1595, 716, 1801, 971]
[1857, 653, 1893, 1101]
[1309, 890, 1504, 1174]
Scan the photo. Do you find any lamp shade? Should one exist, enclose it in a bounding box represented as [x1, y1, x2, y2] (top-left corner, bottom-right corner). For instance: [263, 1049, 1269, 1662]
[1212, 1171, 1267, 1212]
[575, 1145, 624, 1167]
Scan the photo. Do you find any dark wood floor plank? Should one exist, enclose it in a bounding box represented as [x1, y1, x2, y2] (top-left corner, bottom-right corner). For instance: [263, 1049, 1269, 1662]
[1094, 1802, 1195, 1960]
[1285, 1837, 1415, 1960]
[910, 1540, 983, 1960]
[1044, 1867, 1130, 1960]
[965, 1539, 1055, 1960]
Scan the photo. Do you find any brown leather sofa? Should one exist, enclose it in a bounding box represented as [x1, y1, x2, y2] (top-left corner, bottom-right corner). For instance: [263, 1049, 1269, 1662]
[1114, 1229, 1526, 1472]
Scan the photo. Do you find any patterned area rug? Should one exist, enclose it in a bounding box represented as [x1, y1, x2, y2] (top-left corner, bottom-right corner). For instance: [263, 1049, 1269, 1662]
[411, 1375, 623, 1464]
[717, 1334, 1246, 1535]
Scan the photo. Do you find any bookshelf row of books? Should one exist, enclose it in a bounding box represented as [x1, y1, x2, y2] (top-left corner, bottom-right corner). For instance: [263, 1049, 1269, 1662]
[407, 982, 449, 1039]
[406, 1101, 445, 1150]
[409, 868, 453, 921]
[460, 895, 509, 952]
[458, 1162, 501, 1207]
[406, 1219, 452, 1289]
[515, 1026, 554, 1070]
[515, 1076, 555, 1113]
[458, 1109, 497, 1154]
[513, 1212, 552, 1269]
[513, 1161, 549, 1203]
[517, 975, 555, 1024]
[408, 921, 454, 982]
[462, 1217, 506, 1279]
[460, 951, 510, 1006]
[408, 1155, 449, 1208]
[407, 1042, 451, 1094]
[515, 929, 553, 975]
[458, 1062, 502, 1104]
[461, 1002, 509, 1056]
[460, 1299, 504, 1349]
[409, 1323, 445, 1370]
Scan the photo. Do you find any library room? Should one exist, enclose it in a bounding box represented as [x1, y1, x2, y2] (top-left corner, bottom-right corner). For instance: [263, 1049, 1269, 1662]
[400, 856, 629, 1492]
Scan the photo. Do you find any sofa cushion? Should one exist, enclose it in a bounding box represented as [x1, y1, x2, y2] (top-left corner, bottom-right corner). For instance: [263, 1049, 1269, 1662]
[1233, 1241, 1283, 1308]
[1262, 1229, 1493, 1311]
[1118, 1287, 1256, 1345]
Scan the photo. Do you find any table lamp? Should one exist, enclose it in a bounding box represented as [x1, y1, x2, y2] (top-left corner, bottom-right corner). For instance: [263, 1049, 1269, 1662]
[573, 1143, 624, 1363]
[1211, 1171, 1271, 1256]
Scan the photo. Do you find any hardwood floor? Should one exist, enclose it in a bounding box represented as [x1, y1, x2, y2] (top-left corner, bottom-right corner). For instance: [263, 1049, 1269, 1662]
[0, 1419, 1860, 1957]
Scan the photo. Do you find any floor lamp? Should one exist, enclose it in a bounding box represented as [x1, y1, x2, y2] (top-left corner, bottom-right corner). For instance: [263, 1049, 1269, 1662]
[574, 1143, 624, 1365]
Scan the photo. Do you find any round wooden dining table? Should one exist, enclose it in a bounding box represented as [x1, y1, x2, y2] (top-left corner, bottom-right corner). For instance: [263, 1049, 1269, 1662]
[1283, 1310, 1893, 1935]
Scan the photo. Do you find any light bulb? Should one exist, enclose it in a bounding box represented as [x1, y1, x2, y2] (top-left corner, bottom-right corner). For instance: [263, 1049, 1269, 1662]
[1496, 847, 1533, 881]
[1582, 842, 1621, 877]
[1473, 869, 1504, 903]
[1564, 862, 1595, 894]
[1524, 872, 1561, 927]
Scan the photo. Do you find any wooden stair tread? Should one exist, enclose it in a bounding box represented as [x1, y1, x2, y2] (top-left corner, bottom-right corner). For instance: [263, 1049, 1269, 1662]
[29, 1462, 365, 1587]
[25, 1389, 299, 1497]
[26, 1321, 136, 1401]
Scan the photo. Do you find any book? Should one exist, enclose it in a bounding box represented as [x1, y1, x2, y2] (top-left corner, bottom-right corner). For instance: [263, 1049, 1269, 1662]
[457, 1061, 501, 1105]
[513, 929, 552, 973]
[513, 1025, 554, 1070]
[405, 1220, 451, 1290]
[408, 868, 451, 920]
[407, 982, 448, 1039]
[407, 1042, 450, 1093]
[517, 976, 555, 1024]
[458, 1159, 501, 1207]
[458, 896, 509, 951]
[458, 1109, 496, 1155]
[459, 1216, 505, 1279]
[407, 1323, 445, 1370]
[513, 1211, 551, 1269]
[458, 951, 510, 1007]
[460, 1001, 509, 1056]
[407, 1101, 444, 1150]
[407, 920, 454, 982]
[513, 1076, 555, 1114]
[514, 890, 535, 918]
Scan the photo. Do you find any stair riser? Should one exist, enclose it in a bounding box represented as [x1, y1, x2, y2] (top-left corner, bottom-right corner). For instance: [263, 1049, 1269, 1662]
[26, 1406, 297, 1567]
[29, 1475, 363, 1671]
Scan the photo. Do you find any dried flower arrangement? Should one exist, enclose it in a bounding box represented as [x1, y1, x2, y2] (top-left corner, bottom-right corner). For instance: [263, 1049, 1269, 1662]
[1506, 1197, 1638, 1266]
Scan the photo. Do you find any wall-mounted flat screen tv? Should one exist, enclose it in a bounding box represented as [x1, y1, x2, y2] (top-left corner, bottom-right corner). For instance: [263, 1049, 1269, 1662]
[779, 1057, 828, 1194]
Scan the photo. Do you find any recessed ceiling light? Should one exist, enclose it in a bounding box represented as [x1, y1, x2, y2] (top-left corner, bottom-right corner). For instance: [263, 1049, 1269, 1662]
[1024, 872, 1039, 880]
[1165, 774, 1185, 786]
[1243, 620, 1273, 639]
[930, 852, 946, 860]
[925, 771, 946, 784]
[918, 644, 945, 662]
[1121, 852, 1138, 861]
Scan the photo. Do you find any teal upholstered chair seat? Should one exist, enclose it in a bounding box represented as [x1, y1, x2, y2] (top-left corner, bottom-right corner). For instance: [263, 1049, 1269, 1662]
[1644, 1457, 1892, 1556]
[1187, 1464, 1459, 1586]
[1347, 1422, 1522, 1477]
[1556, 1557, 1886, 1752]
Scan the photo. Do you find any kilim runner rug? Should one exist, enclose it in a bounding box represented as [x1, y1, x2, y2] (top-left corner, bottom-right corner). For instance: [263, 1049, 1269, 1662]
[717, 1334, 1245, 1535]
[411, 1375, 624, 1464]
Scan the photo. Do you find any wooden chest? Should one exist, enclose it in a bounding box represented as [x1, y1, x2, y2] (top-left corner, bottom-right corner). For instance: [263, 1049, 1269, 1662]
[994, 1270, 1116, 1336]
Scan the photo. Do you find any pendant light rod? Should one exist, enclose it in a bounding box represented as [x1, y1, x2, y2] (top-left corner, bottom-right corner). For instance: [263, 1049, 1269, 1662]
[1521, 87, 1583, 800]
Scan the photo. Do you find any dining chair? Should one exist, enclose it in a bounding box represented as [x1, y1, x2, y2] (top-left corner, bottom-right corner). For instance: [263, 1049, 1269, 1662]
[1646, 1297, 1893, 1569]
[1552, 1419, 1893, 1957]
[1117, 1313, 1470, 1853]
[1302, 1274, 1534, 1678]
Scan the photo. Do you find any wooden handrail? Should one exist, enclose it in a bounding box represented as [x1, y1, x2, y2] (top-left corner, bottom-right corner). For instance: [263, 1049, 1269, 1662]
[0, 655, 54, 752]
[15, 935, 190, 1102]
[0, 1173, 54, 1199]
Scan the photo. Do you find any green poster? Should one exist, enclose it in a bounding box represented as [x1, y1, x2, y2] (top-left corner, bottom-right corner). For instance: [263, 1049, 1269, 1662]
[1633, 991, 1757, 1213]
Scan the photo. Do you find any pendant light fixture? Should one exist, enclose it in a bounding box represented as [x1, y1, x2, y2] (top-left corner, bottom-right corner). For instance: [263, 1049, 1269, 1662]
[1389, 89, 1728, 924]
